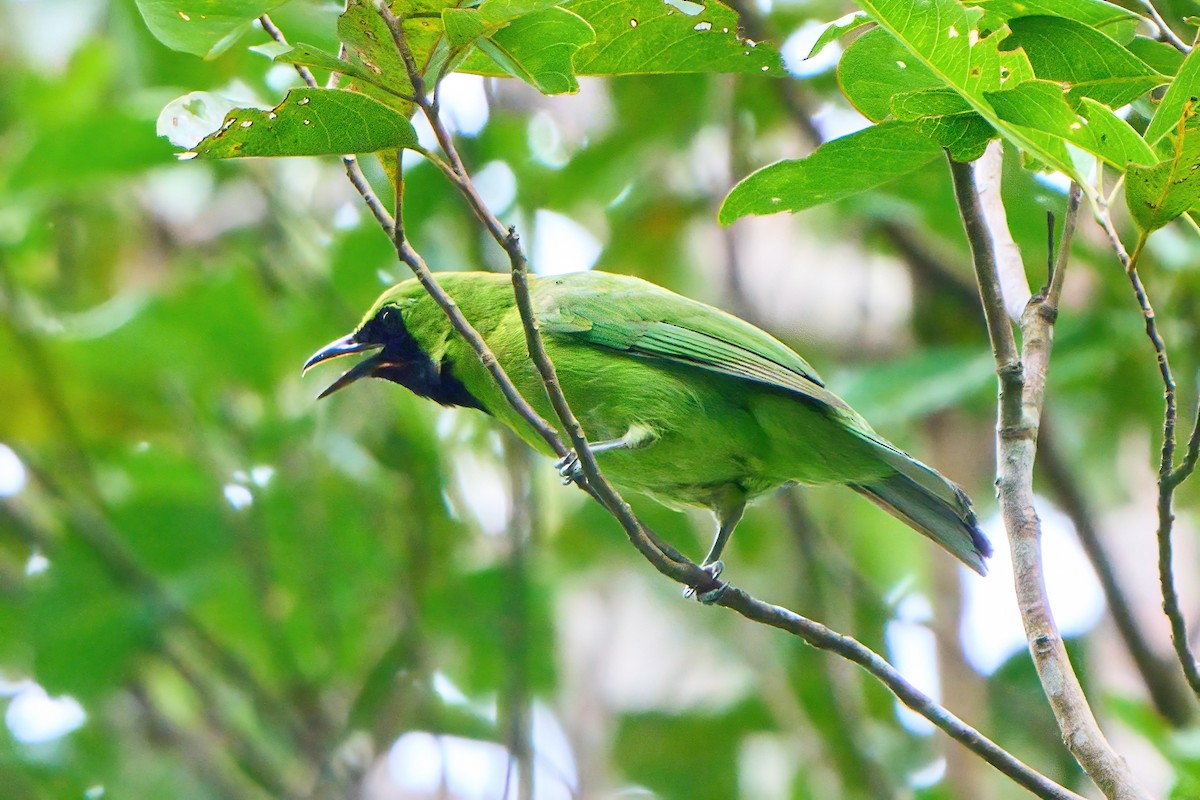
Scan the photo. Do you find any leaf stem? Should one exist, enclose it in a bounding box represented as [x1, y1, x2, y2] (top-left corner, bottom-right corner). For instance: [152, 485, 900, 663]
[1098, 213, 1200, 703]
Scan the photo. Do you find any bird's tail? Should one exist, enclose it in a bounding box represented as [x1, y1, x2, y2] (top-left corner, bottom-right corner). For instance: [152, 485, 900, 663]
[850, 443, 992, 575]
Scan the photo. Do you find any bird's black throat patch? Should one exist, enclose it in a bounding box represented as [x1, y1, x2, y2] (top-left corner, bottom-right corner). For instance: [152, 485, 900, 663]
[361, 308, 487, 413]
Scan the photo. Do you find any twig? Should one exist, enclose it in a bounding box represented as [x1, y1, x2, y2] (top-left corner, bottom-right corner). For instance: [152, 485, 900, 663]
[1038, 425, 1196, 725]
[719, 588, 1084, 800]
[1096, 211, 1200, 702]
[259, 14, 316, 88]
[953, 157, 1149, 800]
[1135, 0, 1191, 53]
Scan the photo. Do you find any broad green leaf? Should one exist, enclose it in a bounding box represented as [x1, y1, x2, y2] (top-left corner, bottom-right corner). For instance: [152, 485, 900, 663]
[837, 27, 943, 122]
[719, 120, 942, 223]
[275, 43, 402, 95]
[458, 6, 596, 94]
[1126, 115, 1200, 233]
[808, 12, 872, 59]
[917, 114, 995, 161]
[1144, 43, 1200, 146]
[985, 80, 1155, 168]
[442, 0, 564, 47]
[891, 87, 973, 119]
[1004, 16, 1165, 108]
[567, 0, 786, 76]
[191, 88, 419, 158]
[853, 0, 1095, 185]
[972, 0, 1141, 43]
[339, 0, 453, 114]
[890, 88, 995, 160]
[134, 0, 286, 57]
[1128, 36, 1186, 77]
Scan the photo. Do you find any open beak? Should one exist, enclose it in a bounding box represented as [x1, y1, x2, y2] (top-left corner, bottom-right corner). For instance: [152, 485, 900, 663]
[303, 334, 386, 399]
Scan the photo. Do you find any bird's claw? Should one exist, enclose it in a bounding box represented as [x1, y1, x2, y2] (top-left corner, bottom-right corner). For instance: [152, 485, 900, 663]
[555, 451, 582, 485]
[683, 560, 727, 604]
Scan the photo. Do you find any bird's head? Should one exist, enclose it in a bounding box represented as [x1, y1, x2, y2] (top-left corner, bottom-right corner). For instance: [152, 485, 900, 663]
[303, 281, 485, 410]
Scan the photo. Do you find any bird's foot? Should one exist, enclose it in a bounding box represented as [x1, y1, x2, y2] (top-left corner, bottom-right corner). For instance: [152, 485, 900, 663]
[683, 560, 728, 604]
[554, 451, 583, 485]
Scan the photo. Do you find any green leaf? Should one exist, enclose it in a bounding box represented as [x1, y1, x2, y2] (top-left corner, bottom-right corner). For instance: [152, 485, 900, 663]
[275, 43, 402, 95]
[1144, 43, 1200, 147]
[442, 0, 564, 47]
[190, 89, 419, 158]
[853, 0, 1097, 185]
[1128, 36, 1186, 77]
[837, 27, 942, 122]
[450, 5, 596, 94]
[890, 88, 995, 161]
[339, 0, 452, 115]
[1003, 16, 1165, 108]
[566, 0, 786, 76]
[134, 0, 286, 58]
[985, 80, 1155, 168]
[972, 0, 1141, 43]
[808, 12, 872, 60]
[1126, 115, 1200, 233]
[719, 120, 942, 223]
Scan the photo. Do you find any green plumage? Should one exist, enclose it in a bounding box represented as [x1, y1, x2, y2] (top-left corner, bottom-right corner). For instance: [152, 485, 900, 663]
[309, 270, 991, 576]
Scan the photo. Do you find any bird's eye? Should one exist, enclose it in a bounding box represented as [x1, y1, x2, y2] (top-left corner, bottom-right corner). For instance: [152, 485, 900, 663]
[379, 306, 399, 330]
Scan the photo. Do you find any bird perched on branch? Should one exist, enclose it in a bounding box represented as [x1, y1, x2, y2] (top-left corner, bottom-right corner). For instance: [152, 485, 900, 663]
[305, 270, 991, 593]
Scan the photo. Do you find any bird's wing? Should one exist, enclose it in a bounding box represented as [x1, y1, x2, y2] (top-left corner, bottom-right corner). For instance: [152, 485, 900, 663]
[538, 276, 856, 414]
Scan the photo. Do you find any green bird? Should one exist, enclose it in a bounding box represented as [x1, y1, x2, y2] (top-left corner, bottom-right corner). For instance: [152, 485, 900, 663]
[304, 271, 991, 585]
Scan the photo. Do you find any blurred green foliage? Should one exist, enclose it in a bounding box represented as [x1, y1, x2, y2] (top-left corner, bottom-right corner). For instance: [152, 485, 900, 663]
[3, 1, 1200, 799]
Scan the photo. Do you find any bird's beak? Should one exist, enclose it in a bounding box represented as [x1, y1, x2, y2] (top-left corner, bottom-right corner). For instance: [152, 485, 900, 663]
[303, 334, 386, 399]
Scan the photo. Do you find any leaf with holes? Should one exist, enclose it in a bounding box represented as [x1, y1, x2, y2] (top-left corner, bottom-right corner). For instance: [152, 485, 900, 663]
[837, 27, 943, 122]
[1126, 113, 1200, 233]
[1003, 16, 1166, 108]
[985, 80, 1155, 169]
[134, 0, 287, 57]
[719, 120, 942, 223]
[853, 0, 1107, 185]
[190, 89, 419, 159]
[338, 0, 458, 115]
[808, 12, 872, 59]
[568, 0, 785, 76]
[972, 0, 1141, 43]
[446, 3, 596, 94]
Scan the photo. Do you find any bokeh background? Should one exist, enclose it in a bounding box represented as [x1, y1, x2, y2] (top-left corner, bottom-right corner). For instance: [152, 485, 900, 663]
[3, 0, 1200, 798]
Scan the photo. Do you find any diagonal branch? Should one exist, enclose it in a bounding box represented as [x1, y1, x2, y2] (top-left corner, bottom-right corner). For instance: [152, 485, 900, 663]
[1096, 211, 1200, 703]
[952, 153, 1149, 800]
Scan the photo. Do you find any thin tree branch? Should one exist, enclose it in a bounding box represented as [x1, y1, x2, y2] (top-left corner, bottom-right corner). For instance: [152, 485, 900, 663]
[1096, 209, 1200, 703]
[1135, 0, 1191, 53]
[259, 14, 317, 87]
[719, 588, 1084, 800]
[953, 156, 1149, 800]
